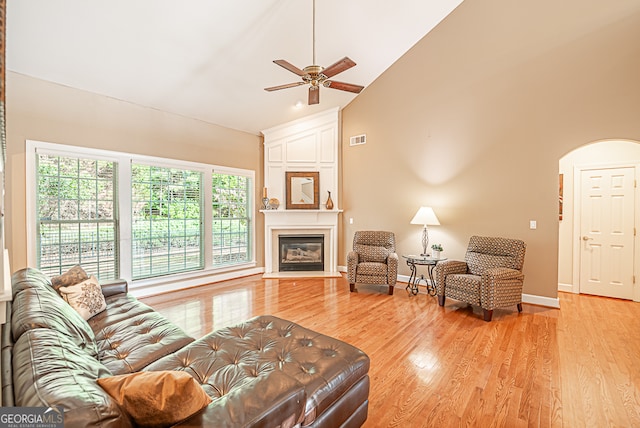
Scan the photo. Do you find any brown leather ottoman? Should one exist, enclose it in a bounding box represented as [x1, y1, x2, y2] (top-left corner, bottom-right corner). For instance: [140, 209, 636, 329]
[146, 315, 371, 427]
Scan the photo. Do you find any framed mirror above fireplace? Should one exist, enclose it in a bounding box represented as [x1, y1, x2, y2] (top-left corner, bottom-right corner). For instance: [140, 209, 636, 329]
[285, 171, 319, 210]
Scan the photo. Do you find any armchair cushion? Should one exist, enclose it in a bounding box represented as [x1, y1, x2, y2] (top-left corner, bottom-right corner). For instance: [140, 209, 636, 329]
[466, 236, 526, 275]
[356, 262, 389, 278]
[353, 243, 390, 263]
[467, 253, 517, 276]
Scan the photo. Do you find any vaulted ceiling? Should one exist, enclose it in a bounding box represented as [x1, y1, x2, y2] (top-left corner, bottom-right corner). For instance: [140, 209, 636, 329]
[6, 0, 464, 135]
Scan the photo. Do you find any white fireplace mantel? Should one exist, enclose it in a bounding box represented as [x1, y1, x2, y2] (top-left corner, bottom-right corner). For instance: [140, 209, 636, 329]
[262, 209, 342, 278]
[262, 109, 341, 278]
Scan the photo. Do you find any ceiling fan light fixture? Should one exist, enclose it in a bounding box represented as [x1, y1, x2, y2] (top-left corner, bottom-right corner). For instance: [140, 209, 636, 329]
[303, 65, 323, 75]
[263, 0, 364, 105]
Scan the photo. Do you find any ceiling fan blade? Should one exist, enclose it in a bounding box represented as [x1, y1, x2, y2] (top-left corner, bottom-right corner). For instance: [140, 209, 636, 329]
[264, 81, 306, 92]
[323, 80, 364, 94]
[309, 87, 319, 105]
[322, 57, 356, 78]
[273, 60, 306, 76]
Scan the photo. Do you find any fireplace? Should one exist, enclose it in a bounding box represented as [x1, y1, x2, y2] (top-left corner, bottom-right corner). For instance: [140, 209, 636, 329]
[279, 235, 324, 272]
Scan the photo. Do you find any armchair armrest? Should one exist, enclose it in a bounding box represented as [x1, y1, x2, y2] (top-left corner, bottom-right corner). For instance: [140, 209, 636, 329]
[433, 260, 468, 296]
[483, 267, 524, 281]
[387, 253, 398, 286]
[480, 267, 525, 310]
[347, 251, 359, 284]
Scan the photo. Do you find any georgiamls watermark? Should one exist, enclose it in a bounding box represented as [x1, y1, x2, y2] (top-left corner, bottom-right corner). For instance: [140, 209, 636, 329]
[0, 407, 63, 428]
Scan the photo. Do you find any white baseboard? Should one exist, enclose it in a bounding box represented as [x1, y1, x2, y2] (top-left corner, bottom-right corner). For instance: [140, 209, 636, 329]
[522, 293, 560, 308]
[397, 276, 560, 309]
[130, 267, 560, 310]
[130, 267, 264, 298]
[558, 282, 576, 293]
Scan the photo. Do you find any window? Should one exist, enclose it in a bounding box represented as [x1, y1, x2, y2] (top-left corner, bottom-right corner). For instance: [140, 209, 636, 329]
[30, 141, 255, 286]
[36, 153, 118, 279]
[131, 164, 203, 279]
[212, 173, 250, 266]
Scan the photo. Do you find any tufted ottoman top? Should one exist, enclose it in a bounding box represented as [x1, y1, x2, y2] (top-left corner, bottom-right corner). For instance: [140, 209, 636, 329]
[145, 315, 370, 426]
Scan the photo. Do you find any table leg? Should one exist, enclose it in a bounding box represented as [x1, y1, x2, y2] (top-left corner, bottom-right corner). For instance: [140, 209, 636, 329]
[426, 264, 437, 296]
[405, 260, 419, 295]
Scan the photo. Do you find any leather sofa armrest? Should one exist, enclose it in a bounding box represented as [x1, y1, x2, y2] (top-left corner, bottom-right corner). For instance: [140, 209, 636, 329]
[99, 279, 129, 298]
[1, 304, 14, 407]
[176, 370, 305, 428]
[433, 260, 468, 295]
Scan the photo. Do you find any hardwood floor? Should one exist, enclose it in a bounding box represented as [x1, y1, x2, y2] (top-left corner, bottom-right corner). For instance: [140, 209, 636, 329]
[140, 274, 640, 427]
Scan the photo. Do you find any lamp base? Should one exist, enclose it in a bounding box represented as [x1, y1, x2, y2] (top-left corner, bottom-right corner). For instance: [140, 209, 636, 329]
[421, 225, 430, 258]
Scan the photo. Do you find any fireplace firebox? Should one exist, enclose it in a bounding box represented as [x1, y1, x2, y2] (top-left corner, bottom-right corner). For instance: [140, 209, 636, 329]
[279, 235, 324, 272]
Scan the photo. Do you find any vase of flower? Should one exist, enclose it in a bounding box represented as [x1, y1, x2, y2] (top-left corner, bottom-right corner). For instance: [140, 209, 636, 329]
[325, 191, 334, 210]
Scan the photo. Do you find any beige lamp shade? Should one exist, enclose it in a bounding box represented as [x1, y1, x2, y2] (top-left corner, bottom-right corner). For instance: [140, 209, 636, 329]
[410, 207, 440, 226]
[410, 207, 440, 256]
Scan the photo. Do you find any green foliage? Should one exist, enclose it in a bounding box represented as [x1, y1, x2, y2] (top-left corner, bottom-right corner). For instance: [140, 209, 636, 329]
[38, 154, 252, 278]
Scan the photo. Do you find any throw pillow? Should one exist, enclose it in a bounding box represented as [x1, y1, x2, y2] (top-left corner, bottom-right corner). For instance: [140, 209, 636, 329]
[59, 275, 107, 320]
[97, 371, 212, 427]
[51, 265, 89, 292]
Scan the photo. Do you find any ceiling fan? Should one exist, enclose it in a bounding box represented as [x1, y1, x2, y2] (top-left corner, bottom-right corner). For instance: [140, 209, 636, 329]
[264, 0, 364, 105]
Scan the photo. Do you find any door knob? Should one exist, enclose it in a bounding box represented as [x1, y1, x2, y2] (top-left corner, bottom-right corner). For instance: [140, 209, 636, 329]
[582, 236, 593, 241]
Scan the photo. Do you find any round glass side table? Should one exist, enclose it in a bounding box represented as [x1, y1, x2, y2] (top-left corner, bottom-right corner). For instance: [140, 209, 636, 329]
[402, 255, 447, 296]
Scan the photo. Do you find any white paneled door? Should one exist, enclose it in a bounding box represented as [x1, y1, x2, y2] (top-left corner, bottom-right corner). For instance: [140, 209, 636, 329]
[580, 167, 635, 299]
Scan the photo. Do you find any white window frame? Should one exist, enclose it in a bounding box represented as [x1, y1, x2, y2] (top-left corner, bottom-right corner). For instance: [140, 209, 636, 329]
[26, 140, 256, 291]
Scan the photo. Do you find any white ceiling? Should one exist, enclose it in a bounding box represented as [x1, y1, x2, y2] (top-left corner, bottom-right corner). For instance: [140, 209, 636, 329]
[6, 0, 463, 135]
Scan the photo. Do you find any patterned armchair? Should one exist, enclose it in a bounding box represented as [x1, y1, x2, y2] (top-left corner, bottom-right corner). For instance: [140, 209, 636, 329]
[433, 236, 526, 321]
[347, 231, 398, 295]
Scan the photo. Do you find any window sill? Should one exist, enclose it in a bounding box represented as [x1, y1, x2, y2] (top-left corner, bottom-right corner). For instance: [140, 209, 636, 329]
[129, 262, 259, 298]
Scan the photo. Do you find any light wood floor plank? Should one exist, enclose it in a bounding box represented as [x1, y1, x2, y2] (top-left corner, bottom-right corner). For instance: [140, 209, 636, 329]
[140, 274, 640, 427]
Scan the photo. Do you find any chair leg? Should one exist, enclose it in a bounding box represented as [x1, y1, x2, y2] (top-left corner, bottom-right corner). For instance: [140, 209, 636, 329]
[438, 295, 445, 306]
[483, 309, 493, 322]
[350, 283, 355, 292]
[517, 303, 523, 312]
[388, 285, 394, 295]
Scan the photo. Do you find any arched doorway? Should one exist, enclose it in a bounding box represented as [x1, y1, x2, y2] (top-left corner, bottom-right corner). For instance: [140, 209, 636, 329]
[558, 140, 640, 302]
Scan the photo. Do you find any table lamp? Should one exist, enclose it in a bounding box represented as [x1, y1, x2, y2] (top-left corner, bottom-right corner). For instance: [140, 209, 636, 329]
[410, 207, 440, 256]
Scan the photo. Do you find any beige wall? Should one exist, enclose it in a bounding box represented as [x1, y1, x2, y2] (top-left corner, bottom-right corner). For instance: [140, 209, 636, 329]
[341, 0, 640, 299]
[6, 72, 263, 272]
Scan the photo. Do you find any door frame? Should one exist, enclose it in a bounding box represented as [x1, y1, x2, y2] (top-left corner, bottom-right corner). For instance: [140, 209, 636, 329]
[571, 161, 640, 302]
